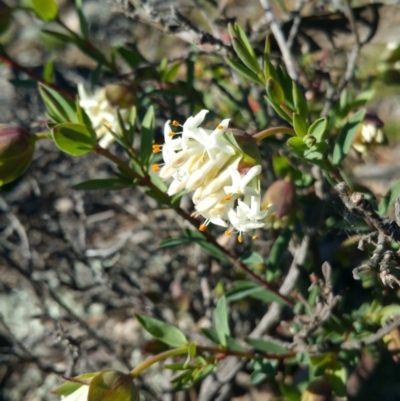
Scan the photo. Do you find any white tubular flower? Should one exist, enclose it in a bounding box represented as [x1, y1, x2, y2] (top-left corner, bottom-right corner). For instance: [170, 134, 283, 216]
[155, 110, 268, 238]
[78, 84, 130, 148]
[61, 385, 88, 401]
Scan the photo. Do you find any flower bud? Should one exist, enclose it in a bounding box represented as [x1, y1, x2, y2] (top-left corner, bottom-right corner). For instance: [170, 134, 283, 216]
[261, 179, 297, 229]
[302, 378, 333, 401]
[0, 124, 35, 186]
[105, 84, 136, 109]
[352, 109, 386, 155]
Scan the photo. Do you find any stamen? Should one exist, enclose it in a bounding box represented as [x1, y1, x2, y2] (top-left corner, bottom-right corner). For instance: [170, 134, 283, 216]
[152, 144, 161, 153]
[238, 234, 243, 243]
[199, 224, 207, 232]
[217, 125, 224, 130]
[172, 120, 180, 127]
[225, 195, 232, 201]
[252, 235, 258, 240]
[168, 131, 175, 137]
[224, 230, 232, 236]
[151, 164, 160, 172]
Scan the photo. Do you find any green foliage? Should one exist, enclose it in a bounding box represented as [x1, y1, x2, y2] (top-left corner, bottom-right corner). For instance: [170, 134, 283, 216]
[88, 370, 139, 401]
[32, 0, 58, 21]
[135, 314, 188, 347]
[52, 123, 97, 156]
[214, 296, 230, 347]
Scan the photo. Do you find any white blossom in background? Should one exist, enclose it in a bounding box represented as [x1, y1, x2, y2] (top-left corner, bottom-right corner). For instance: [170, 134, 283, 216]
[61, 385, 88, 401]
[153, 109, 274, 241]
[78, 84, 130, 148]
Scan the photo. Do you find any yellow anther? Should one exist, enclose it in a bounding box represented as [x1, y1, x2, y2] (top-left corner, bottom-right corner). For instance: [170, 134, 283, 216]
[199, 224, 207, 232]
[224, 230, 232, 237]
[152, 144, 161, 153]
[172, 120, 180, 127]
[238, 234, 243, 243]
[217, 125, 223, 130]
[168, 131, 175, 137]
[151, 164, 160, 172]
[252, 235, 258, 240]
[225, 195, 232, 201]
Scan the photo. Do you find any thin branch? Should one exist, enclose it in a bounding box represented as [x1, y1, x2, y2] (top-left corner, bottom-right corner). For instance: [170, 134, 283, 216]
[258, 0, 298, 81]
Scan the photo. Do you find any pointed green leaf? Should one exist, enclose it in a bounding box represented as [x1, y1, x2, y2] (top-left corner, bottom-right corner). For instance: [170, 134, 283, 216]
[307, 117, 327, 142]
[75, 0, 88, 38]
[266, 78, 284, 104]
[292, 82, 308, 119]
[378, 179, 400, 215]
[226, 57, 264, 85]
[214, 296, 230, 347]
[287, 137, 307, 155]
[32, 0, 58, 21]
[88, 370, 139, 401]
[246, 338, 288, 354]
[293, 113, 308, 137]
[332, 109, 366, 166]
[52, 373, 97, 396]
[52, 123, 97, 156]
[73, 178, 134, 191]
[140, 106, 155, 166]
[135, 314, 188, 347]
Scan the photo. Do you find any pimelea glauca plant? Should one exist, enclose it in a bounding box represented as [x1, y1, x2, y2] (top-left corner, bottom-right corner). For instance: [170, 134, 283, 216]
[2, 1, 400, 401]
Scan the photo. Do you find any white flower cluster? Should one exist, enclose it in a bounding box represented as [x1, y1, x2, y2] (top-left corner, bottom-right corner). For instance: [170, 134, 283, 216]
[78, 84, 128, 148]
[154, 110, 273, 241]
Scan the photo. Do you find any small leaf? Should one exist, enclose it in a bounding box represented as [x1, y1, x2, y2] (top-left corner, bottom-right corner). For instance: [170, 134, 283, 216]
[52, 123, 97, 156]
[266, 78, 284, 104]
[279, 383, 302, 401]
[135, 314, 188, 347]
[228, 23, 261, 76]
[238, 251, 264, 265]
[88, 370, 139, 401]
[378, 179, 400, 215]
[292, 81, 308, 119]
[307, 117, 327, 142]
[246, 338, 288, 354]
[326, 362, 346, 397]
[332, 109, 366, 166]
[293, 113, 308, 138]
[73, 178, 134, 191]
[226, 57, 264, 85]
[286, 137, 307, 154]
[53, 373, 97, 396]
[140, 106, 155, 166]
[32, 0, 58, 21]
[267, 230, 292, 272]
[75, 0, 88, 38]
[214, 296, 230, 347]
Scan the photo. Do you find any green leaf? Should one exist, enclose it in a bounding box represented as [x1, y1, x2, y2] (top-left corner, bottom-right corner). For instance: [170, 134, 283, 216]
[226, 281, 289, 305]
[200, 328, 247, 352]
[287, 137, 307, 154]
[378, 179, 400, 215]
[250, 371, 267, 385]
[52, 123, 97, 156]
[238, 251, 264, 265]
[159, 230, 230, 262]
[264, 95, 292, 123]
[266, 78, 284, 104]
[32, 0, 58, 21]
[267, 230, 292, 272]
[140, 106, 155, 166]
[52, 373, 97, 396]
[307, 117, 327, 142]
[225, 57, 264, 85]
[326, 362, 347, 397]
[75, 0, 88, 38]
[88, 370, 139, 401]
[73, 178, 135, 191]
[117, 45, 146, 69]
[246, 338, 288, 354]
[279, 383, 302, 401]
[39, 84, 77, 124]
[292, 82, 308, 119]
[332, 109, 366, 166]
[228, 23, 261, 76]
[135, 314, 188, 347]
[214, 296, 230, 347]
[43, 58, 55, 83]
[293, 113, 308, 138]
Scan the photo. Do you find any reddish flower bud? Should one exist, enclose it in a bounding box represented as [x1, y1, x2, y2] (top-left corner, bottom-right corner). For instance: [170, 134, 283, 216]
[0, 124, 35, 185]
[262, 179, 297, 229]
[302, 378, 333, 401]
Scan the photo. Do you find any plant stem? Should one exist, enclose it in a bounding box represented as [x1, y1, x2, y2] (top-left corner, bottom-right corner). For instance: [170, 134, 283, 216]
[253, 126, 295, 141]
[130, 347, 188, 378]
[32, 132, 52, 141]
